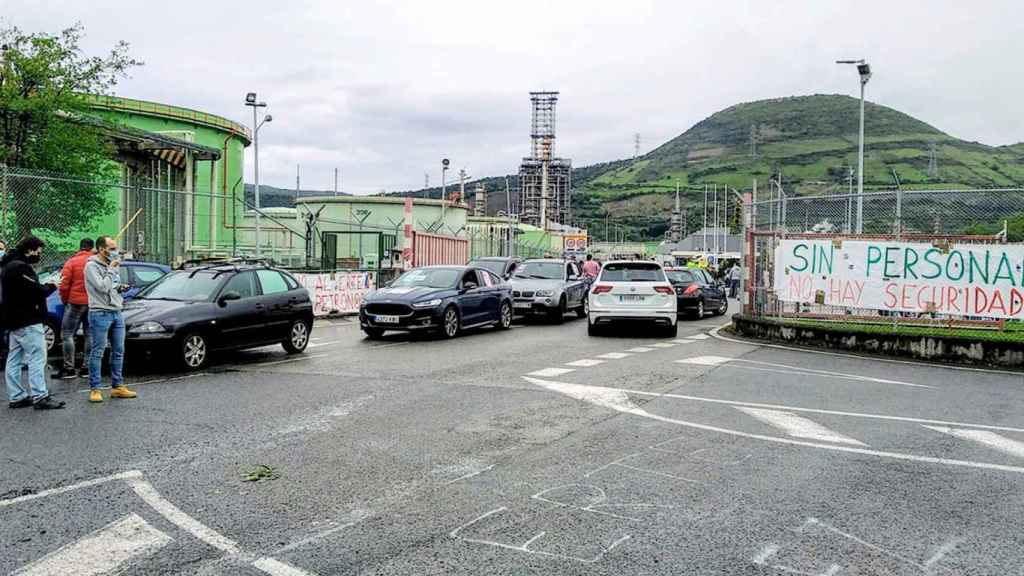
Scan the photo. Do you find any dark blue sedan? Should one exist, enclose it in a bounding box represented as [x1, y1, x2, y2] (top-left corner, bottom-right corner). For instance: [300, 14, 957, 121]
[42, 260, 171, 354]
[359, 265, 513, 339]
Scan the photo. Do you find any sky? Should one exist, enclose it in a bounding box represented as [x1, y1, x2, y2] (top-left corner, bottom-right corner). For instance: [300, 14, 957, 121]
[5, 0, 1021, 195]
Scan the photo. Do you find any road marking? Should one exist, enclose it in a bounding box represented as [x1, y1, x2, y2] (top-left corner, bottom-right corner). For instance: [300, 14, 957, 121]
[252, 557, 317, 576]
[306, 341, 339, 349]
[687, 334, 710, 340]
[671, 339, 696, 344]
[524, 376, 1024, 474]
[736, 407, 868, 446]
[126, 477, 241, 554]
[752, 544, 780, 565]
[676, 355, 731, 366]
[626, 347, 654, 353]
[13, 513, 172, 576]
[80, 372, 209, 393]
[566, 359, 606, 367]
[924, 426, 1024, 459]
[445, 464, 496, 485]
[256, 353, 329, 367]
[0, 470, 143, 508]
[650, 342, 676, 348]
[527, 367, 576, 377]
[596, 352, 632, 359]
[365, 341, 412, 349]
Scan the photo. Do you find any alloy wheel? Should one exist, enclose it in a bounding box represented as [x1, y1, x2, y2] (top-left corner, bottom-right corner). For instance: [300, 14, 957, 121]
[444, 309, 459, 338]
[184, 335, 207, 368]
[500, 303, 512, 328]
[290, 322, 309, 349]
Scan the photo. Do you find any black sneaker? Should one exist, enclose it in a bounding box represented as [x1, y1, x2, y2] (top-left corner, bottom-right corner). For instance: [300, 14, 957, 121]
[53, 368, 77, 380]
[8, 398, 33, 409]
[33, 396, 66, 410]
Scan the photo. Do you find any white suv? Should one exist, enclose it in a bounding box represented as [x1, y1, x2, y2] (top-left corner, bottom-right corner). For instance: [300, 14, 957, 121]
[587, 261, 678, 337]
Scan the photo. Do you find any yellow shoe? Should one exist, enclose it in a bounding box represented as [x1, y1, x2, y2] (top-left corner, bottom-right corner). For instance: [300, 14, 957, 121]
[89, 390, 103, 403]
[110, 387, 137, 399]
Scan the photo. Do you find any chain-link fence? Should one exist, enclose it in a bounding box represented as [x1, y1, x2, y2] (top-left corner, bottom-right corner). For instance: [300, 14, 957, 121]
[744, 187, 1024, 342]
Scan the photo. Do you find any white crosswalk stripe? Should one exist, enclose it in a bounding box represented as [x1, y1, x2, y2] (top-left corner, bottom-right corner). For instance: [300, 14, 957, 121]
[565, 359, 606, 367]
[650, 342, 677, 348]
[596, 352, 632, 359]
[14, 514, 172, 576]
[626, 347, 654, 353]
[676, 355, 731, 366]
[687, 334, 710, 340]
[671, 339, 696, 344]
[924, 426, 1024, 459]
[736, 407, 868, 446]
[527, 367, 576, 377]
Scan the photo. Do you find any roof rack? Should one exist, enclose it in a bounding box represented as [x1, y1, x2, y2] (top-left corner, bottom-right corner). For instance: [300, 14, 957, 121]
[182, 257, 275, 277]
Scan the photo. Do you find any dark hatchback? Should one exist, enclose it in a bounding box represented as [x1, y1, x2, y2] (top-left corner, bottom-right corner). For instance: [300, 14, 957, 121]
[123, 262, 314, 370]
[359, 265, 513, 339]
[665, 267, 729, 319]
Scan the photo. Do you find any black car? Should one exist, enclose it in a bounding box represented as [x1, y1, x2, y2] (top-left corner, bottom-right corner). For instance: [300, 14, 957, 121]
[359, 265, 513, 339]
[468, 256, 521, 280]
[123, 261, 314, 370]
[665, 267, 729, 319]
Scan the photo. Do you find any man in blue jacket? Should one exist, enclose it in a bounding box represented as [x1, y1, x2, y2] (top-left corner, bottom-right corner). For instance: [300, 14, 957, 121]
[2, 236, 65, 410]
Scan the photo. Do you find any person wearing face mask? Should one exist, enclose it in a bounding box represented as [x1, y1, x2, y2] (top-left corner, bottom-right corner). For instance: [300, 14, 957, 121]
[84, 235, 136, 403]
[2, 236, 65, 410]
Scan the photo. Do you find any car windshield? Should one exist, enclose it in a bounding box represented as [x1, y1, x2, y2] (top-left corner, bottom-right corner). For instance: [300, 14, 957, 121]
[600, 263, 666, 282]
[138, 270, 224, 301]
[666, 270, 698, 283]
[513, 261, 564, 280]
[392, 268, 460, 288]
[471, 260, 507, 276]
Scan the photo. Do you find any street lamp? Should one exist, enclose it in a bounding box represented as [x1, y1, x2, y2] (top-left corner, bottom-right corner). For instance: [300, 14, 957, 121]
[837, 59, 871, 234]
[245, 93, 270, 257]
[441, 158, 450, 222]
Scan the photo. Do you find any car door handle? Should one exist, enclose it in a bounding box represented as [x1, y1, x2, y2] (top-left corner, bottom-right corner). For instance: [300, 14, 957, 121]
[255, 303, 265, 311]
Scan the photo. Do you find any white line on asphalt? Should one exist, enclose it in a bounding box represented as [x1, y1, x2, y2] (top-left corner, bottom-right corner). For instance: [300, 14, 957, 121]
[527, 367, 576, 377]
[671, 339, 696, 344]
[736, 407, 868, 446]
[676, 355, 730, 366]
[675, 356, 932, 388]
[0, 470, 143, 508]
[274, 510, 374, 555]
[566, 359, 606, 367]
[709, 323, 1023, 376]
[626, 347, 654, 353]
[252, 557, 317, 576]
[446, 464, 496, 485]
[650, 342, 677, 348]
[126, 477, 241, 555]
[256, 353, 329, 367]
[524, 377, 1024, 474]
[79, 372, 209, 393]
[13, 513, 173, 576]
[923, 538, 963, 569]
[596, 352, 632, 360]
[752, 544, 780, 565]
[365, 342, 412, 349]
[686, 334, 710, 340]
[924, 426, 1024, 459]
[306, 341, 339, 348]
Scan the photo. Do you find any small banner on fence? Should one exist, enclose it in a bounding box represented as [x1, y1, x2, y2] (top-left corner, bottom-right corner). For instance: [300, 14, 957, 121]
[295, 271, 376, 316]
[773, 239, 1024, 319]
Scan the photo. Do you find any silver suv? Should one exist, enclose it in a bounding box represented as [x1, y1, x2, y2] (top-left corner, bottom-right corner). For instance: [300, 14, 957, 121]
[508, 259, 591, 323]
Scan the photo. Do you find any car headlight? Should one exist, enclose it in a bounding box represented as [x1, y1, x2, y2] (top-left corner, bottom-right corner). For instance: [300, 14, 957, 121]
[412, 298, 443, 308]
[133, 321, 166, 333]
[534, 290, 554, 297]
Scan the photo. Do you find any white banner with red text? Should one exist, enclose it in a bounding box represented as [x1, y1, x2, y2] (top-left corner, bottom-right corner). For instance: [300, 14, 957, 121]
[295, 271, 376, 316]
[773, 239, 1024, 319]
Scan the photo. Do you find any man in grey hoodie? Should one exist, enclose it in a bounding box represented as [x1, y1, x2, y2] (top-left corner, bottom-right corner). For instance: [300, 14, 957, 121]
[84, 235, 136, 403]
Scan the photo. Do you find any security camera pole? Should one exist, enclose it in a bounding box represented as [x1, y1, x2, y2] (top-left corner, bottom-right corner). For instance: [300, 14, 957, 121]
[836, 59, 871, 233]
[245, 92, 271, 257]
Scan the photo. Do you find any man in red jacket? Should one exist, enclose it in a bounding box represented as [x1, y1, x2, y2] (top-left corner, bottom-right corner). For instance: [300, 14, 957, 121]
[55, 238, 94, 379]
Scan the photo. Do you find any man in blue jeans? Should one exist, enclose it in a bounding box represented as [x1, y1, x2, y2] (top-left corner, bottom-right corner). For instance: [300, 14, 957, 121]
[84, 235, 136, 403]
[2, 236, 65, 410]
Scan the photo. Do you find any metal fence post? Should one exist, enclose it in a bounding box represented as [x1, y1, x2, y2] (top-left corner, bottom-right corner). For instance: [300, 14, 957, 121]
[0, 163, 7, 242]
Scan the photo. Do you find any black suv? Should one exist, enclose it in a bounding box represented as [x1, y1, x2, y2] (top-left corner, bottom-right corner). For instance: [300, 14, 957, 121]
[123, 261, 314, 370]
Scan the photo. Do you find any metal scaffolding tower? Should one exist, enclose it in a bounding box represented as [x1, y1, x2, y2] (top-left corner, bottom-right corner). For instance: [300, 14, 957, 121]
[519, 91, 572, 229]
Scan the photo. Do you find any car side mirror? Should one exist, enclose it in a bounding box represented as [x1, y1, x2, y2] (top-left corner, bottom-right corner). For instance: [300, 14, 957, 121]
[568, 274, 578, 281]
[218, 291, 241, 307]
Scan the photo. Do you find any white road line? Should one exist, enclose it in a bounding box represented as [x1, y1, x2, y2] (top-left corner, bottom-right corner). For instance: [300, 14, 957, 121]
[736, 407, 868, 446]
[924, 426, 1024, 459]
[676, 355, 731, 366]
[565, 359, 606, 367]
[126, 477, 241, 554]
[650, 342, 676, 348]
[253, 557, 317, 576]
[524, 377, 1024, 475]
[13, 513, 172, 576]
[527, 367, 576, 377]
[445, 464, 496, 485]
[687, 334, 710, 340]
[752, 544, 780, 565]
[626, 347, 654, 353]
[671, 339, 696, 344]
[79, 373, 209, 393]
[256, 353, 329, 367]
[306, 341, 339, 349]
[0, 470, 143, 508]
[365, 342, 412, 349]
[596, 352, 632, 360]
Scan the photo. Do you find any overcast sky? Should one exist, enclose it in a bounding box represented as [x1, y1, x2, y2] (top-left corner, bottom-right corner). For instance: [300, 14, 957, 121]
[6, 1, 1021, 194]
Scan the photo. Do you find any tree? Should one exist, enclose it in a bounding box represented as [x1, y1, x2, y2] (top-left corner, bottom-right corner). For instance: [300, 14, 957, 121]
[0, 23, 140, 238]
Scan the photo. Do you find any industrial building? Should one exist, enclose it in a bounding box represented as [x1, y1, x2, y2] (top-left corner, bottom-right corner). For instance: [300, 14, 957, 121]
[517, 92, 572, 229]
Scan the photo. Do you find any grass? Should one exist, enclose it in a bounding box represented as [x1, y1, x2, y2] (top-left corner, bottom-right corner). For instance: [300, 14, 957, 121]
[778, 317, 1024, 344]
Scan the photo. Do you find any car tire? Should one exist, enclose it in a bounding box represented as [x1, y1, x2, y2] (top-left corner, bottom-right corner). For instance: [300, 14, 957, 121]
[713, 298, 729, 316]
[664, 322, 678, 338]
[576, 298, 589, 318]
[179, 332, 210, 371]
[550, 297, 566, 325]
[588, 320, 602, 337]
[282, 319, 311, 354]
[442, 306, 460, 339]
[44, 320, 60, 356]
[691, 300, 705, 320]
[363, 327, 385, 340]
[497, 301, 513, 330]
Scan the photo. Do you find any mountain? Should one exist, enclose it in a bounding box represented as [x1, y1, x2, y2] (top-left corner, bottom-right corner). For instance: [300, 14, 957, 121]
[243, 184, 349, 209]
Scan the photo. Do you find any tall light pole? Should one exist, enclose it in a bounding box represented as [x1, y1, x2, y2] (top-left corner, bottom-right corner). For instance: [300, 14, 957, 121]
[441, 158, 450, 223]
[837, 59, 871, 233]
[245, 93, 271, 257]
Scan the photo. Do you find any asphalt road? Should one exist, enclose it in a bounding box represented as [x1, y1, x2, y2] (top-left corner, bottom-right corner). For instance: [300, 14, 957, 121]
[2, 302, 1024, 575]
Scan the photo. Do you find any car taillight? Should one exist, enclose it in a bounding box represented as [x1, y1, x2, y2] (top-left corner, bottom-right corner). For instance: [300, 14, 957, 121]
[592, 285, 612, 294]
[684, 284, 700, 295]
[654, 285, 674, 294]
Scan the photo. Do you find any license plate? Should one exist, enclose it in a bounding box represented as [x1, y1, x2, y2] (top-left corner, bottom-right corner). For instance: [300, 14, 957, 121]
[619, 294, 645, 303]
[375, 315, 400, 324]
[514, 303, 532, 310]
